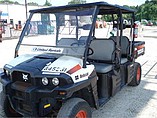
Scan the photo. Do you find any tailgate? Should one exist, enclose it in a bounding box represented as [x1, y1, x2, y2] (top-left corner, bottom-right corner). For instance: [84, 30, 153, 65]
[133, 41, 145, 59]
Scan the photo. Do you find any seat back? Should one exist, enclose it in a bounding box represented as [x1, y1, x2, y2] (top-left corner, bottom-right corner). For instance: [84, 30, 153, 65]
[110, 36, 130, 57]
[121, 36, 130, 57]
[88, 38, 115, 63]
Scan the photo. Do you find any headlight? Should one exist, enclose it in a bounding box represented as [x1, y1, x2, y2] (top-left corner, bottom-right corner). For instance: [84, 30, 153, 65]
[42, 77, 49, 85]
[52, 78, 59, 86]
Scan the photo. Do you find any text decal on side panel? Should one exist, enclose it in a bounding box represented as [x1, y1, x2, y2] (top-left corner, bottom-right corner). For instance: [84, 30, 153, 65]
[70, 65, 95, 83]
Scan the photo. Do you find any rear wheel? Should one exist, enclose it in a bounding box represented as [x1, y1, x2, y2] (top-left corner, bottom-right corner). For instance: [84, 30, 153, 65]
[57, 98, 91, 118]
[128, 62, 141, 86]
[1, 91, 22, 117]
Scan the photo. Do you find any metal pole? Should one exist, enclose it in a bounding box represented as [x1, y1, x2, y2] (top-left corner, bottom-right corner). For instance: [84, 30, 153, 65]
[0, 11, 2, 41]
[6, 2, 12, 37]
[25, 0, 28, 20]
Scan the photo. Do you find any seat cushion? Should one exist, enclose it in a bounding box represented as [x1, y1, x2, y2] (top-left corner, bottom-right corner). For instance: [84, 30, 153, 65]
[93, 63, 112, 73]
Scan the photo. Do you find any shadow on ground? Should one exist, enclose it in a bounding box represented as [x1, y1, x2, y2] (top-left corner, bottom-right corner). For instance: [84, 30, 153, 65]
[92, 79, 157, 118]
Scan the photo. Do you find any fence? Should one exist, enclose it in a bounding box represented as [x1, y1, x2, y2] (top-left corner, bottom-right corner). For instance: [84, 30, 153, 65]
[2, 25, 22, 38]
[2, 22, 144, 39]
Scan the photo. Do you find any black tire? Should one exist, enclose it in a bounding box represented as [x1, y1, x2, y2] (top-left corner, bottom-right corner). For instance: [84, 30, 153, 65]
[1, 91, 22, 117]
[57, 98, 91, 118]
[128, 62, 141, 86]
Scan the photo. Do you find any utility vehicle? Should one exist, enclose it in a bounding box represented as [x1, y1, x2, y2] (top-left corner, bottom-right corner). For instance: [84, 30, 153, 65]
[0, 2, 145, 117]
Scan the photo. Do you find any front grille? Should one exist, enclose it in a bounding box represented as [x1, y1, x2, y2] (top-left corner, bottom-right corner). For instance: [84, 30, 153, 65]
[10, 81, 34, 115]
[11, 81, 32, 100]
[15, 90, 25, 98]
[19, 102, 32, 113]
[12, 71, 32, 83]
[15, 90, 30, 100]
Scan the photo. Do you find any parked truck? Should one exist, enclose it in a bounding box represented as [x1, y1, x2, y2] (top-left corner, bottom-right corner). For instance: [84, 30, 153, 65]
[0, 2, 145, 117]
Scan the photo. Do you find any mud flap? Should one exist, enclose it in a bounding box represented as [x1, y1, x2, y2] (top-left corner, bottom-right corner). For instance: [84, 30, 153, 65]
[120, 64, 127, 87]
[90, 73, 99, 109]
[97, 73, 111, 100]
[111, 70, 121, 96]
[127, 63, 134, 84]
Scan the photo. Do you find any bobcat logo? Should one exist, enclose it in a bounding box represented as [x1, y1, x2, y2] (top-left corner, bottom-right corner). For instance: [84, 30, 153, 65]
[22, 74, 28, 81]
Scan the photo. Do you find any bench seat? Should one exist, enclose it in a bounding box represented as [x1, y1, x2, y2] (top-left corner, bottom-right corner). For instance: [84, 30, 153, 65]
[93, 63, 113, 73]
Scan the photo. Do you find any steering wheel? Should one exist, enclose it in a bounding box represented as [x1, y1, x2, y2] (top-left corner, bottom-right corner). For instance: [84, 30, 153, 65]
[88, 47, 94, 56]
[70, 42, 79, 46]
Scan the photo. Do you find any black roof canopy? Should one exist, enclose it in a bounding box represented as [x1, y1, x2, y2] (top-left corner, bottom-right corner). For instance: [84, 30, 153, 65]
[29, 2, 135, 14]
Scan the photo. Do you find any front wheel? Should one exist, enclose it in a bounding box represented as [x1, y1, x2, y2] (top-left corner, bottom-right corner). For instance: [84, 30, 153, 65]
[57, 98, 91, 118]
[128, 62, 141, 86]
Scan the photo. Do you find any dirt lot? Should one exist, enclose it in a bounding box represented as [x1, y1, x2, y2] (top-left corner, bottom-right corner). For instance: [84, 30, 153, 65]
[0, 27, 157, 118]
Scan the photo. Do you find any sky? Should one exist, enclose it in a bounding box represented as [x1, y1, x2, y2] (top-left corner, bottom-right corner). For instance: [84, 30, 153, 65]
[15, 0, 145, 6]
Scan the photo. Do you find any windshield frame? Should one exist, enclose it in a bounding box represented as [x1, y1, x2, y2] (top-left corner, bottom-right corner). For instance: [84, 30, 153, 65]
[15, 6, 99, 61]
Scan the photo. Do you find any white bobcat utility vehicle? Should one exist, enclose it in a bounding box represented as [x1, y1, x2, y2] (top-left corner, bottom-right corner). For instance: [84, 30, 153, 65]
[0, 2, 145, 117]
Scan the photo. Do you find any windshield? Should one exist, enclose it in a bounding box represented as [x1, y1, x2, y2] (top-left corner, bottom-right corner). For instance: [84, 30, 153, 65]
[18, 8, 95, 58]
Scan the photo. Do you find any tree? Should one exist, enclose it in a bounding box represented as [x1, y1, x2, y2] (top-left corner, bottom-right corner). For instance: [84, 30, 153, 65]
[14, 1, 19, 4]
[0, 0, 14, 4]
[68, 0, 86, 5]
[28, 2, 38, 6]
[136, 0, 157, 21]
[99, 0, 157, 22]
[0, 0, 19, 4]
[44, 0, 52, 6]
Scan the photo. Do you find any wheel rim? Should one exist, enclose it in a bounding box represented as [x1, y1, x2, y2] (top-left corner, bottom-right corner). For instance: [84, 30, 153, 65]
[75, 110, 87, 118]
[136, 67, 141, 81]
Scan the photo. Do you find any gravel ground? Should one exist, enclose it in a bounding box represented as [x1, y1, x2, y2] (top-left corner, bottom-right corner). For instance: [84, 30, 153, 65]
[92, 77, 157, 118]
[0, 27, 157, 118]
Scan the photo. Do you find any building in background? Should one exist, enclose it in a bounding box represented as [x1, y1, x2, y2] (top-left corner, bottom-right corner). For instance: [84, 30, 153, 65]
[0, 3, 44, 28]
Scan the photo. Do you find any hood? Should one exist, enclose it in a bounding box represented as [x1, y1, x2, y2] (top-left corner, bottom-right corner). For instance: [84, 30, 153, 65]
[6, 54, 37, 69]
[5, 54, 83, 75]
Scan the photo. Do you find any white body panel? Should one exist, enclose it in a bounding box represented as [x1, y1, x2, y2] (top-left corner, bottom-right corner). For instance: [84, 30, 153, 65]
[42, 56, 83, 74]
[5, 54, 37, 69]
[5, 54, 95, 83]
[41, 55, 95, 83]
[71, 65, 95, 83]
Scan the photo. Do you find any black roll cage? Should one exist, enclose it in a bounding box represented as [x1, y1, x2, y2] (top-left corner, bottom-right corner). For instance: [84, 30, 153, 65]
[15, 2, 136, 68]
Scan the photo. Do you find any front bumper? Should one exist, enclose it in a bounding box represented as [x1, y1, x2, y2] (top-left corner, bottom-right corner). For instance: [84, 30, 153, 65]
[1, 72, 59, 116]
[0, 72, 95, 116]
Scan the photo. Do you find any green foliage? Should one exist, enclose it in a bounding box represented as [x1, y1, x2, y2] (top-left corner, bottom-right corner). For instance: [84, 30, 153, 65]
[101, 15, 112, 22]
[14, 1, 19, 4]
[44, 0, 52, 6]
[102, 14, 119, 22]
[137, 0, 157, 21]
[0, 0, 14, 4]
[28, 2, 38, 6]
[101, 0, 157, 22]
[68, 0, 86, 5]
[0, 0, 38, 5]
